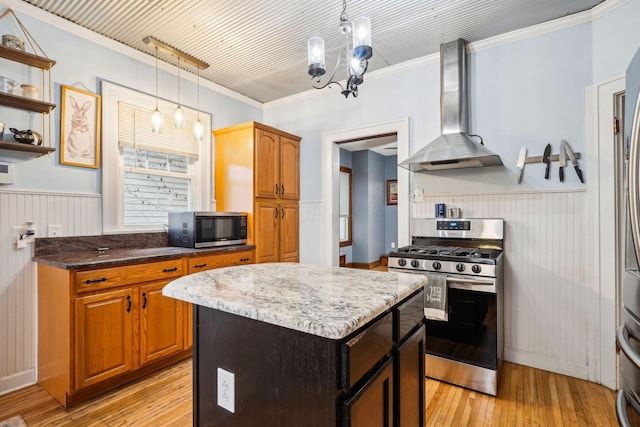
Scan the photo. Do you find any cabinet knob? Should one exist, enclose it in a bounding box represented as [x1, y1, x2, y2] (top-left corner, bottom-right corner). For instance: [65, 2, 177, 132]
[275, 208, 279, 218]
[275, 184, 279, 195]
[281, 207, 285, 218]
[281, 184, 285, 194]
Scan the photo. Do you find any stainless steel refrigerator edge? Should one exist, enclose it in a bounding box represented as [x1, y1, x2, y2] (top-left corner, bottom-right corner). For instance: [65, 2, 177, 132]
[617, 46, 640, 426]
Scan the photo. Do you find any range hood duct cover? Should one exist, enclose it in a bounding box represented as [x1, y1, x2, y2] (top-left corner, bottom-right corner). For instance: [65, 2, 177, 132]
[400, 39, 503, 172]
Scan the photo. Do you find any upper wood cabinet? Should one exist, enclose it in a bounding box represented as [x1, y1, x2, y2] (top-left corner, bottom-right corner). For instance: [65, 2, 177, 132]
[215, 121, 301, 262]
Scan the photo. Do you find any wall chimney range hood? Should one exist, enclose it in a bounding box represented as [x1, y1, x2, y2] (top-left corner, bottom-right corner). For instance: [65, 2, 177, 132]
[399, 39, 503, 172]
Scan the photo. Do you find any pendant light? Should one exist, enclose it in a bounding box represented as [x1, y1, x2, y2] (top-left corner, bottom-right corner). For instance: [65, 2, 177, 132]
[174, 57, 185, 128]
[150, 46, 164, 133]
[193, 65, 204, 142]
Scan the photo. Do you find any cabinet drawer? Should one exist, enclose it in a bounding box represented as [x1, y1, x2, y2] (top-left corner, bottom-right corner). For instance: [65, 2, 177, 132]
[394, 289, 424, 343]
[75, 259, 184, 293]
[341, 311, 393, 390]
[188, 250, 254, 273]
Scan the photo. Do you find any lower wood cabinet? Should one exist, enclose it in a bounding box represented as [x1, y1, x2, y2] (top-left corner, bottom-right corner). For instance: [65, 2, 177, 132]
[74, 287, 136, 390]
[343, 358, 394, 427]
[37, 247, 254, 408]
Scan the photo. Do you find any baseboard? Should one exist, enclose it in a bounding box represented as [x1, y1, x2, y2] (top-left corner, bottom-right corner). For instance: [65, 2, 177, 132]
[0, 369, 35, 396]
[349, 260, 381, 270]
[504, 348, 590, 382]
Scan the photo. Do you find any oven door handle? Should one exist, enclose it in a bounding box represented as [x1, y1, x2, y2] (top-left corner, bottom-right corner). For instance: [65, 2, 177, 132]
[617, 390, 632, 427]
[618, 323, 640, 369]
[446, 276, 497, 293]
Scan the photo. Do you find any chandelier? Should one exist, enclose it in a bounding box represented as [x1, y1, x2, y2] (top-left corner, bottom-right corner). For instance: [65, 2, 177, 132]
[307, 0, 372, 98]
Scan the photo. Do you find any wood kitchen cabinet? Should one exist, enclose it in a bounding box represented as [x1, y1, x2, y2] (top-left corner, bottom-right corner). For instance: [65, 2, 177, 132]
[214, 121, 301, 263]
[74, 287, 136, 390]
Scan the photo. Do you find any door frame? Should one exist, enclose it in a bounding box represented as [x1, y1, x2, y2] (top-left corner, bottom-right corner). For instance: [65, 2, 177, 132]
[586, 76, 624, 389]
[322, 118, 410, 266]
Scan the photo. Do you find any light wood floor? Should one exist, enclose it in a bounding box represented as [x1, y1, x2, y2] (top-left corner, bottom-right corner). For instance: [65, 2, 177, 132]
[0, 358, 617, 426]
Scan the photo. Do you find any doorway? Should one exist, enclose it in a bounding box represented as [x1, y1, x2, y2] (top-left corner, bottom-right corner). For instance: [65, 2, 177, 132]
[338, 134, 398, 268]
[322, 118, 410, 266]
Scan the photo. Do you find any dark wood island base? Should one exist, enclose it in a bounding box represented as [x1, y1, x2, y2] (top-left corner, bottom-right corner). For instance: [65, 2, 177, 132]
[193, 288, 425, 426]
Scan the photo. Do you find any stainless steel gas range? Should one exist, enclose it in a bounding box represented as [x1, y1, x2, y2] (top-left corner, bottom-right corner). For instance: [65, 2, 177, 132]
[388, 218, 504, 396]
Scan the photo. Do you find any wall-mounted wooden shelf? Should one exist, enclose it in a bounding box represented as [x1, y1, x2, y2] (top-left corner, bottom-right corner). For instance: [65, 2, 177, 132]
[0, 44, 56, 70]
[0, 139, 55, 160]
[0, 91, 56, 113]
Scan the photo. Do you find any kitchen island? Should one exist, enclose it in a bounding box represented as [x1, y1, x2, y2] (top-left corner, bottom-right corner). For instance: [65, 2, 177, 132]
[163, 262, 427, 426]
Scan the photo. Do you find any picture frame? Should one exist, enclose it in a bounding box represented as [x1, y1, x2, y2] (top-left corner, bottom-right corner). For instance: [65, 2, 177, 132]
[386, 179, 398, 205]
[60, 85, 101, 168]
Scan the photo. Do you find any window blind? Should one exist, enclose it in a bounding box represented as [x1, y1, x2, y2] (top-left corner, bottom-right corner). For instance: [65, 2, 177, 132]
[118, 101, 200, 158]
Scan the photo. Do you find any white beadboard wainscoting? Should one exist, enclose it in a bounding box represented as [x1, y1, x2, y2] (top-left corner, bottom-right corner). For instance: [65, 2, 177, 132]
[0, 190, 102, 395]
[413, 190, 590, 379]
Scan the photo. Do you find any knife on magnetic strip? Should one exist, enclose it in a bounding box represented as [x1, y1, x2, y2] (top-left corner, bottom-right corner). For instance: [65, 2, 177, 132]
[559, 140, 566, 182]
[542, 143, 551, 180]
[562, 139, 584, 183]
[516, 147, 527, 184]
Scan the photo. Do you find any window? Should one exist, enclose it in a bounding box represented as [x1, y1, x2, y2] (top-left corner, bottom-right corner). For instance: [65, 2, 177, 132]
[339, 166, 352, 246]
[101, 82, 211, 233]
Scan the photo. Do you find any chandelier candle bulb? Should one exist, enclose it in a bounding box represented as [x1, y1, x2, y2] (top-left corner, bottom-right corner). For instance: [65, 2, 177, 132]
[352, 17, 372, 59]
[307, 37, 326, 76]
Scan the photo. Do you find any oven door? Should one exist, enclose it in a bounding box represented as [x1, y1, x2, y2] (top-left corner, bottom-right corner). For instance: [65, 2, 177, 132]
[426, 275, 497, 370]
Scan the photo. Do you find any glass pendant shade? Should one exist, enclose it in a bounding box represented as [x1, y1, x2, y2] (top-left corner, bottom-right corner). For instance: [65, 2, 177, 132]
[307, 37, 326, 77]
[352, 17, 372, 60]
[151, 107, 163, 133]
[174, 105, 185, 128]
[193, 118, 204, 141]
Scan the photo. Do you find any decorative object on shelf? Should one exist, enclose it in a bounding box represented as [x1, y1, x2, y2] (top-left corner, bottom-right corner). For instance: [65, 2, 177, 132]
[9, 127, 42, 145]
[20, 83, 38, 99]
[142, 36, 209, 141]
[307, 0, 372, 98]
[60, 85, 101, 168]
[386, 179, 398, 205]
[0, 75, 16, 93]
[2, 34, 24, 50]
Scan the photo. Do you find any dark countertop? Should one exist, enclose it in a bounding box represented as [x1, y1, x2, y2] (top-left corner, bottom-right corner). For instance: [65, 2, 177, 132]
[33, 245, 255, 270]
[32, 232, 255, 270]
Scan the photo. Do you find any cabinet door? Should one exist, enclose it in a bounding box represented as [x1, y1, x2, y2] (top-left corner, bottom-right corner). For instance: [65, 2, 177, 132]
[140, 281, 183, 365]
[343, 357, 394, 427]
[396, 324, 425, 427]
[254, 128, 280, 199]
[255, 200, 280, 263]
[75, 288, 135, 390]
[280, 136, 300, 200]
[280, 202, 299, 262]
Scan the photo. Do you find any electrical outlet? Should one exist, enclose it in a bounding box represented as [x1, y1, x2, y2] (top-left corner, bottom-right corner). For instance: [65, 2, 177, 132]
[217, 368, 235, 413]
[48, 225, 62, 237]
[391, 242, 396, 249]
[12, 226, 26, 248]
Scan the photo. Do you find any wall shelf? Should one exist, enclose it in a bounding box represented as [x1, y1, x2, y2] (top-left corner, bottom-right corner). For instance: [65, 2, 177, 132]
[0, 44, 56, 69]
[0, 139, 55, 159]
[0, 91, 55, 113]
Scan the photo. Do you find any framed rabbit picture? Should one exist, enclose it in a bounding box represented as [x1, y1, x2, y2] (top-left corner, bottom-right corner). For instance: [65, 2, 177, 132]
[60, 85, 102, 168]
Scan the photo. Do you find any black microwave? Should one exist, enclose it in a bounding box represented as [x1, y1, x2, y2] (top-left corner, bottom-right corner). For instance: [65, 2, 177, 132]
[168, 211, 248, 248]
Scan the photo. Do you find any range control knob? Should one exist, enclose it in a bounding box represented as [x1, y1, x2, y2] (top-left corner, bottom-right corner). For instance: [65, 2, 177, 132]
[472, 265, 482, 274]
[432, 261, 442, 270]
[456, 263, 465, 272]
[411, 260, 420, 268]
[398, 259, 407, 267]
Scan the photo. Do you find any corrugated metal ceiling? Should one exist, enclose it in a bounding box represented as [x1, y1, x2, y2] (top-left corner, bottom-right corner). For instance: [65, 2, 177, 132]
[21, 0, 604, 102]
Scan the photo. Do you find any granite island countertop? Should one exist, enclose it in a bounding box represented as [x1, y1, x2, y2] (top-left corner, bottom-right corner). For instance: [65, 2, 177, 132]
[163, 262, 427, 340]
